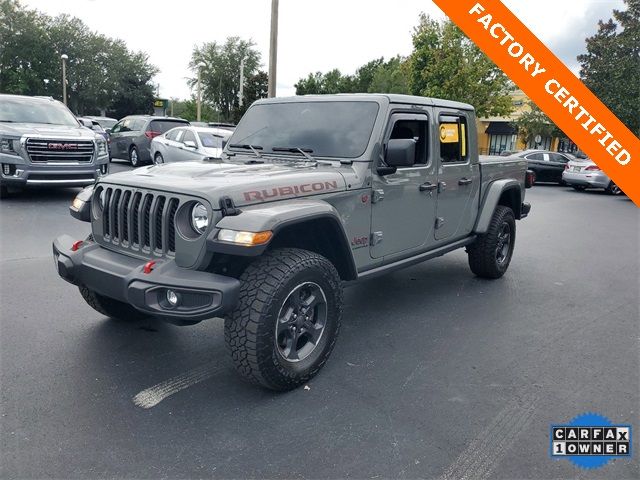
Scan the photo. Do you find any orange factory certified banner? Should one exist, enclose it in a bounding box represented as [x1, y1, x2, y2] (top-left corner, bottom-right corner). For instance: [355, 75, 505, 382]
[432, 0, 640, 206]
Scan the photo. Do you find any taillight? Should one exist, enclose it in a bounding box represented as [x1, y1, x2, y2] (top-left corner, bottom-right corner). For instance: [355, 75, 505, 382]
[585, 165, 601, 171]
[145, 131, 161, 139]
[564, 164, 569, 170]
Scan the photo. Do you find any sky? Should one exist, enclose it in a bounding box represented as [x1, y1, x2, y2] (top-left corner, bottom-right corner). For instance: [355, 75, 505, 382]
[21, 0, 624, 100]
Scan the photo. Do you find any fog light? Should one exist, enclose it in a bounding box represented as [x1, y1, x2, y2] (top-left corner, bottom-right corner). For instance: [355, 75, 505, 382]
[166, 289, 179, 307]
[2, 164, 9, 175]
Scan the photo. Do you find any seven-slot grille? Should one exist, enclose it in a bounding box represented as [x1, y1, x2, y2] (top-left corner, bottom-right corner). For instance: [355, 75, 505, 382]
[99, 186, 179, 256]
[26, 138, 94, 163]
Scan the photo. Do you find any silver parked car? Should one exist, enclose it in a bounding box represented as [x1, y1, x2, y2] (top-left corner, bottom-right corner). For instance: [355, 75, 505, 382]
[150, 126, 232, 164]
[562, 158, 623, 195]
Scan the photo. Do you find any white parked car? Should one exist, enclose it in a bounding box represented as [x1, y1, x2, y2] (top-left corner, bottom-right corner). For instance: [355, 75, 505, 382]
[150, 126, 232, 164]
[562, 158, 623, 195]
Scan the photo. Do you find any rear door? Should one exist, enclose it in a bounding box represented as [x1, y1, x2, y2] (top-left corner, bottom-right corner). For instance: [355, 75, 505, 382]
[434, 110, 479, 241]
[370, 111, 437, 259]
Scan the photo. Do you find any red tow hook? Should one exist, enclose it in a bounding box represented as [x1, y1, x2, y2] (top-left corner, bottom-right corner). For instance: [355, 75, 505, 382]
[71, 240, 84, 252]
[143, 260, 157, 274]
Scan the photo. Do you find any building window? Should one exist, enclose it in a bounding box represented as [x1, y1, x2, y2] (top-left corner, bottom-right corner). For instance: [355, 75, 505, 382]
[489, 134, 516, 155]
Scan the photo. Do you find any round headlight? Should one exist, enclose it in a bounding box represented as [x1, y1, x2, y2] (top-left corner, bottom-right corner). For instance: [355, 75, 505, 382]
[98, 189, 106, 209]
[191, 202, 209, 234]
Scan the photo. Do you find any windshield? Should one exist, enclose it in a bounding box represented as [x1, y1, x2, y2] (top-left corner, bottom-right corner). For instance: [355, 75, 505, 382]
[198, 132, 224, 149]
[229, 101, 379, 158]
[0, 98, 80, 126]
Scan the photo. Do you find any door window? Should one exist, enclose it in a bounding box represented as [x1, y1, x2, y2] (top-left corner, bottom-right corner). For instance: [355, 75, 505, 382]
[110, 121, 123, 134]
[389, 118, 429, 166]
[439, 115, 468, 163]
[182, 130, 197, 145]
[165, 128, 182, 141]
[551, 153, 570, 163]
[525, 152, 544, 161]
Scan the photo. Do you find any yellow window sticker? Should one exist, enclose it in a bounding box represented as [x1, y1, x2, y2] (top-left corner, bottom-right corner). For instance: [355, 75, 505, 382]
[440, 123, 459, 143]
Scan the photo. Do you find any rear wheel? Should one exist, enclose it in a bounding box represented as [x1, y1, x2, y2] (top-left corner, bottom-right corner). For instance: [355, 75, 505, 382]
[129, 146, 140, 167]
[79, 285, 148, 321]
[605, 181, 622, 195]
[225, 248, 343, 391]
[467, 206, 516, 279]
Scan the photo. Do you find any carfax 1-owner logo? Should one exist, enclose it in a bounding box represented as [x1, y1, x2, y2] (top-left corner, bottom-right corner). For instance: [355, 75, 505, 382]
[550, 413, 632, 469]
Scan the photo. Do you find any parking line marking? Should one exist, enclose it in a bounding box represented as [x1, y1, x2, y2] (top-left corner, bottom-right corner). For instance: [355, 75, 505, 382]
[132, 362, 224, 409]
[439, 392, 537, 480]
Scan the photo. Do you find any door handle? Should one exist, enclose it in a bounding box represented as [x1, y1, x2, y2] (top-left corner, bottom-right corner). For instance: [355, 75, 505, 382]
[419, 182, 438, 192]
[458, 178, 473, 186]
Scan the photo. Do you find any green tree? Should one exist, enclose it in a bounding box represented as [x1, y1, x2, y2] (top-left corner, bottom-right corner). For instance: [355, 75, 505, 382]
[168, 98, 220, 123]
[0, 0, 158, 116]
[407, 14, 513, 117]
[578, 0, 640, 135]
[368, 56, 410, 94]
[516, 102, 561, 146]
[189, 37, 265, 122]
[294, 69, 354, 95]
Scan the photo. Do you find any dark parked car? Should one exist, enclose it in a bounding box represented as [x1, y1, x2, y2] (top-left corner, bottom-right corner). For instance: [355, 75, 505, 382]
[109, 115, 189, 166]
[512, 149, 575, 184]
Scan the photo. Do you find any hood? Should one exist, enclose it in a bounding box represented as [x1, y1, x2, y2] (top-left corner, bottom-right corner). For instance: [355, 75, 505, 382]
[100, 160, 348, 208]
[0, 122, 98, 139]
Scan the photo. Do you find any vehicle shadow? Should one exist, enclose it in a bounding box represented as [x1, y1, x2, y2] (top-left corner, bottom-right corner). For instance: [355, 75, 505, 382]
[2, 186, 82, 203]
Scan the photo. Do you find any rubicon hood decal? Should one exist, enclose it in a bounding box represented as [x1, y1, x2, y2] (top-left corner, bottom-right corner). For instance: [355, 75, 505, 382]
[243, 181, 339, 202]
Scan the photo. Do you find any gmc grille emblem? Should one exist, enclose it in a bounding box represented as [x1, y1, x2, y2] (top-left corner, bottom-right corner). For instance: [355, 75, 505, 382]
[48, 143, 78, 150]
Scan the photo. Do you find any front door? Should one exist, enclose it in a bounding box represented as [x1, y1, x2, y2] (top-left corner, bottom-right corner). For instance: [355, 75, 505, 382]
[370, 112, 437, 259]
[434, 111, 479, 241]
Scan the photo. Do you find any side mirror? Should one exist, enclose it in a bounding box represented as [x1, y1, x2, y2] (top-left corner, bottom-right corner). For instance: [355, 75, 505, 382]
[379, 139, 415, 175]
[184, 140, 197, 149]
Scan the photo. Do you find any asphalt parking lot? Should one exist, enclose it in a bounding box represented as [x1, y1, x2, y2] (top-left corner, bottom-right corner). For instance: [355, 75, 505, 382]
[1, 165, 638, 479]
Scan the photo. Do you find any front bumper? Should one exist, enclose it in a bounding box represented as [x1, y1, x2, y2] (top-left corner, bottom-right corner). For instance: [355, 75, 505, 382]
[0, 159, 108, 188]
[53, 234, 240, 321]
[562, 170, 610, 189]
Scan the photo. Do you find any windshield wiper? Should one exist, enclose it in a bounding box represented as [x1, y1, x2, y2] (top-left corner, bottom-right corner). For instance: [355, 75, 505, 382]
[228, 143, 263, 158]
[272, 146, 316, 161]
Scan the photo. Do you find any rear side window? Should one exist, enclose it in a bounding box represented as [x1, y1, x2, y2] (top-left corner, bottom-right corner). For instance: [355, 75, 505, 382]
[130, 119, 145, 131]
[439, 115, 468, 163]
[149, 120, 189, 134]
[525, 152, 544, 161]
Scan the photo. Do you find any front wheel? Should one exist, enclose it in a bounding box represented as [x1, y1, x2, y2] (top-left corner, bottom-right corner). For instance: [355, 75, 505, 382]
[225, 248, 343, 391]
[129, 146, 140, 167]
[153, 152, 164, 165]
[467, 205, 516, 279]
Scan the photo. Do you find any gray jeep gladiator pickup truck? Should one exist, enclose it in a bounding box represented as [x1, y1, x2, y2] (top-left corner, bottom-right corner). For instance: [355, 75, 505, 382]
[53, 94, 531, 390]
[0, 94, 109, 198]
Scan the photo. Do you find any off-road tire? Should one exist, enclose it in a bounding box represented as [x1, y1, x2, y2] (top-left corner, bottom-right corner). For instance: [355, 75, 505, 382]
[572, 185, 587, 191]
[467, 205, 516, 279]
[224, 248, 343, 391]
[129, 146, 140, 167]
[79, 285, 148, 321]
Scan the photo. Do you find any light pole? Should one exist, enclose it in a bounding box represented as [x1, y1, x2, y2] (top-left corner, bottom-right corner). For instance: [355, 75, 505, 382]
[238, 57, 245, 108]
[268, 0, 279, 97]
[196, 62, 206, 122]
[60, 54, 68, 105]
